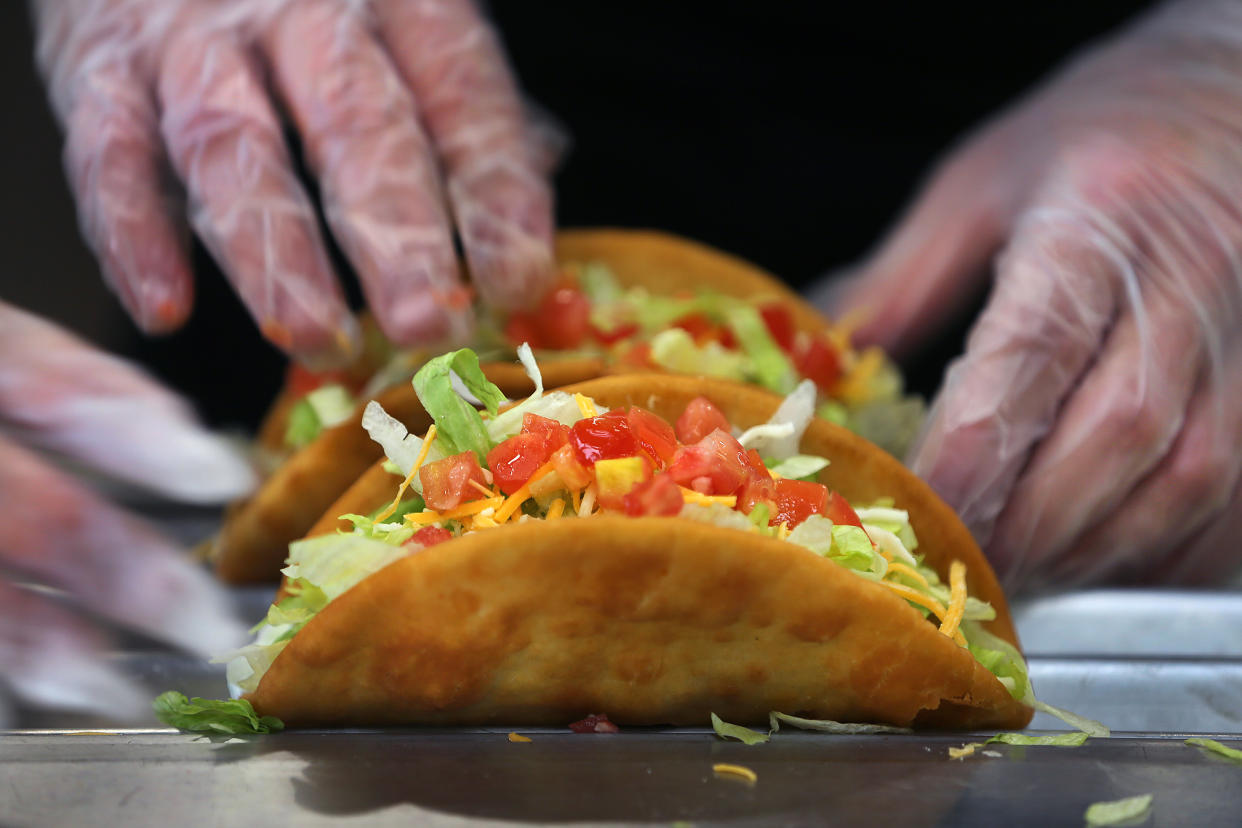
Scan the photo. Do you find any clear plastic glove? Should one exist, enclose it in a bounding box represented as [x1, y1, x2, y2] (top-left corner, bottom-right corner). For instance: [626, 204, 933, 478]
[0, 302, 255, 725]
[819, 0, 1242, 591]
[33, 0, 559, 366]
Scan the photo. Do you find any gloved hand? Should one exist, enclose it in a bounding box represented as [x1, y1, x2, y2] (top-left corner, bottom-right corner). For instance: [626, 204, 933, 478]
[0, 302, 255, 725]
[819, 0, 1242, 591]
[33, 0, 559, 366]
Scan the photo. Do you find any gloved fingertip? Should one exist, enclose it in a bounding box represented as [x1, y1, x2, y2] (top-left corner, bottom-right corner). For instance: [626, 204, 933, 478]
[10, 651, 149, 722]
[381, 287, 476, 347]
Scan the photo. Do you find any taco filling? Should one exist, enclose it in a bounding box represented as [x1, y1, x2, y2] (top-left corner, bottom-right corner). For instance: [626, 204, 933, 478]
[226, 345, 1027, 716]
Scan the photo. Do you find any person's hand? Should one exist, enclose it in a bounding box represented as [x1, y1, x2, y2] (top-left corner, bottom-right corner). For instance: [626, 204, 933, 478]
[819, 0, 1242, 591]
[0, 302, 255, 725]
[33, 0, 559, 367]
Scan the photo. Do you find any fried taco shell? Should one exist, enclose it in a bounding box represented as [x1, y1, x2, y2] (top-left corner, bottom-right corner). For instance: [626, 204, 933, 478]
[248, 375, 1029, 730]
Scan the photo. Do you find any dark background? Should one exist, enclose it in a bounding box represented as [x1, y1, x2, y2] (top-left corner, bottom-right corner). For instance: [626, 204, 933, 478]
[1, 2, 1151, 431]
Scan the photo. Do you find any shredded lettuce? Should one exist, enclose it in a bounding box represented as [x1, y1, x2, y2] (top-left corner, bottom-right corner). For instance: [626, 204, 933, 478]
[412, 349, 506, 462]
[743, 380, 816, 460]
[769, 712, 912, 735]
[786, 516, 887, 579]
[986, 731, 1090, 747]
[710, 713, 770, 745]
[1032, 700, 1110, 738]
[1084, 794, 1153, 826]
[765, 454, 830, 481]
[649, 328, 748, 382]
[153, 691, 283, 735]
[248, 578, 328, 639]
[361, 400, 445, 482]
[284, 384, 356, 449]
[1186, 737, 1242, 763]
[723, 305, 797, 394]
[284, 399, 321, 449]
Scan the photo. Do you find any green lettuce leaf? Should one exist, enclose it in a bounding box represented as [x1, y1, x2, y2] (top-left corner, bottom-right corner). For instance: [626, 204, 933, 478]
[249, 578, 328, 638]
[1032, 700, 1110, 738]
[1186, 737, 1242, 763]
[412, 349, 506, 461]
[723, 305, 797, 394]
[283, 399, 321, 449]
[766, 454, 830, 481]
[962, 620, 1033, 704]
[153, 691, 283, 735]
[710, 713, 770, 745]
[1084, 793, 1153, 826]
[649, 328, 748, 382]
[986, 731, 1090, 747]
[768, 712, 912, 735]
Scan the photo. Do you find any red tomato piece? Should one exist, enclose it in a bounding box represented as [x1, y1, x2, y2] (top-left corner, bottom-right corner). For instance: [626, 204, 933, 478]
[759, 303, 797, 353]
[418, 452, 489, 511]
[738, 475, 778, 517]
[667, 428, 750, 496]
[411, 526, 453, 547]
[794, 336, 842, 392]
[622, 473, 684, 517]
[286, 364, 353, 396]
[551, 443, 593, 491]
[504, 313, 543, 349]
[486, 433, 553, 495]
[537, 286, 592, 350]
[675, 396, 732, 445]
[771, 479, 830, 528]
[568, 713, 619, 734]
[825, 490, 865, 530]
[590, 321, 639, 345]
[570, 414, 640, 466]
[617, 342, 655, 369]
[522, 413, 569, 452]
[627, 406, 678, 468]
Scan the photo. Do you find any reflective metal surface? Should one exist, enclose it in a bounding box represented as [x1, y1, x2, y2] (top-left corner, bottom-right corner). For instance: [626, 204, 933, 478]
[4, 729, 1241, 827]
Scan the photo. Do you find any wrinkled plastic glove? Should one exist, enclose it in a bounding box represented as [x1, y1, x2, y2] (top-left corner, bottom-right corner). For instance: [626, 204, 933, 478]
[819, 0, 1242, 591]
[33, 0, 559, 367]
[0, 302, 255, 725]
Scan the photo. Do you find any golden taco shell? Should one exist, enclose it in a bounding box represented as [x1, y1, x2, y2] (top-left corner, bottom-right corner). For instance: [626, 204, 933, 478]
[249, 374, 1029, 730]
[215, 227, 828, 583]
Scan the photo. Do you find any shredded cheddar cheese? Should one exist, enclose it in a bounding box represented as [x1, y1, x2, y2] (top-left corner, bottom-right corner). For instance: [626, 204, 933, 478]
[878, 581, 967, 647]
[468, 479, 496, 499]
[495, 460, 558, 522]
[939, 560, 968, 641]
[574, 393, 598, 418]
[885, 562, 930, 589]
[677, 486, 737, 508]
[545, 498, 566, 520]
[949, 742, 983, 761]
[712, 763, 758, 783]
[375, 424, 437, 521]
[507, 732, 531, 743]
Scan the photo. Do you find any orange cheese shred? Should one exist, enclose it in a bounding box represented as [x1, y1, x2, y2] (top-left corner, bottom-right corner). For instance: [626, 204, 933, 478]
[375, 424, 436, 521]
[545, 498, 567, 520]
[885, 562, 930, 590]
[878, 581, 968, 647]
[495, 460, 558, 523]
[938, 560, 968, 642]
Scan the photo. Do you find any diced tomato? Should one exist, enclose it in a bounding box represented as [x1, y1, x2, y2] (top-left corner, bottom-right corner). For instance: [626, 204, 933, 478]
[623, 473, 684, 517]
[486, 432, 554, 494]
[759, 303, 797, 353]
[825, 490, 865, 530]
[794, 336, 842, 392]
[548, 443, 591, 491]
[568, 713, 619, 733]
[770, 479, 830, 528]
[627, 406, 678, 468]
[418, 452, 489, 511]
[671, 312, 735, 348]
[504, 286, 592, 350]
[743, 449, 770, 480]
[738, 475, 778, 517]
[570, 413, 640, 466]
[522, 413, 569, 452]
[286, 363, 351, 396]
[617, 342, 655, 369]
[590, 321, 639, 345]
[667, 428, 750, 496]
[675, 396, 732, 445]
[411, 526, 453, 547]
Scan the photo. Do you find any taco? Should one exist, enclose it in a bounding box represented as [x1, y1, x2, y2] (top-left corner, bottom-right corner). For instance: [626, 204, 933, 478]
[212, 227, 921, 584]
[225, 347, 1031, 731]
